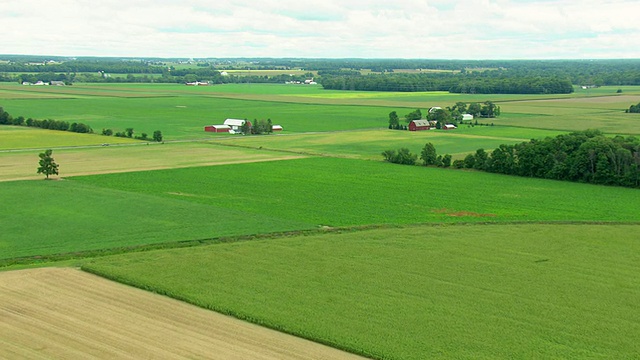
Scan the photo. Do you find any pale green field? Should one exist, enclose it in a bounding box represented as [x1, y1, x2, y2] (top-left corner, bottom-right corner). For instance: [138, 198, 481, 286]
[0, 140, 305, 181]
[0, 126, 137, 150]
[216, 127, 565, 160]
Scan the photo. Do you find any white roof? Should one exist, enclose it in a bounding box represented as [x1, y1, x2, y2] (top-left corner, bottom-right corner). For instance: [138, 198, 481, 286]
[462, 114, 473, 120]
[428, 107, 442, 113]
[272, 125, 283, 130]
[210, 124, 231, 129]
[224, 119, 246, 126]
[411, 120, 430, 127]
[444, 124, 457, 129]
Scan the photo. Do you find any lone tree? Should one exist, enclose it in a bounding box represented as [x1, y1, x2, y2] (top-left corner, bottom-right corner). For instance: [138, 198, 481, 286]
[37, 149, 59, 179]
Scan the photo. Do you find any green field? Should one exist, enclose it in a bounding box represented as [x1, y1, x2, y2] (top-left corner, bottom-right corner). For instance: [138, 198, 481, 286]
[0, 126, 138, 150]
[82, 223, 640, 359]
[215, 127, 565, 160]
[2, 83, 640, 141]
[0, 177, 314, 260]
[3, 82, 640, 359]
[3, 156, 639, 261]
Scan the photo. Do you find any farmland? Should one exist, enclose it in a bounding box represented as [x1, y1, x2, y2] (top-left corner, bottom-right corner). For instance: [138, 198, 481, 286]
[2, 81, 640, 359]
[83, 224, 640, 359]
[0, 267, 363, 360]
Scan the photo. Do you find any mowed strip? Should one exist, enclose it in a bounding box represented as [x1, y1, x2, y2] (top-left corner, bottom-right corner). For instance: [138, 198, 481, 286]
[0, 268, 365, 360]
[0, 142, 306, 181]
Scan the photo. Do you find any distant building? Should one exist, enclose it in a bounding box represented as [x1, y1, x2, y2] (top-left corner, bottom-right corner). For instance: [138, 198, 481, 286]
[443, 124, 457, 130]
[204, 125, 231, 133]
[50, 81, 65, 86]
[223, 118, 251, 131]
[408, 120, 430, 131]
[462, 114, 473, 121]
[428, 106, 442, 113]
[272, 125, 283, 131]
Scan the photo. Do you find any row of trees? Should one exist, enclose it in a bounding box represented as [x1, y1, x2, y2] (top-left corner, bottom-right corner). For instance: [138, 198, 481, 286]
[320, 73, 574, 94]
[240, 119, 274, 135]
[460, 130, 640, 188]
[381, 130, 640, 189]
[4, 57, 640, 87]
[382, 143, 453, 167]
[0, 107, 93, 133]
[1, 106, 163, 141]
[102, 128, 163, 142]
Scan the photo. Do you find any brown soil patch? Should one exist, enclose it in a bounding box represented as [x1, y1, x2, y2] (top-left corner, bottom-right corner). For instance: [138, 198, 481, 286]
[0, 268, 365, 360]
[433, 208, 496, 217]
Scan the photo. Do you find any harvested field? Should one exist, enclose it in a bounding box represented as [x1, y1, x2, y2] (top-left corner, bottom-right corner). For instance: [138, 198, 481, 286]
[0, 268, 364, 360]
[0, 142, 306, 182]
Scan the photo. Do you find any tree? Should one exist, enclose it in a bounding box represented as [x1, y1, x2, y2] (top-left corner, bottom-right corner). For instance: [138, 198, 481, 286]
[404, 109, 422, 123]
[388, 111, 400, 129]
[420, 142, 437, 166]
[125, 128, 134, 138]
[37, 149, 59, 179]
[382, 148, 417, 165]
[480, 101, 500, 118]
[468, 103, 482, 117]
[153, 130, 163, 142]
[442, 154, 452, 167]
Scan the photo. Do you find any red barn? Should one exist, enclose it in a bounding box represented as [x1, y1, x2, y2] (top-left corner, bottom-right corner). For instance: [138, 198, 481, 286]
[204, 125, 231, 133]
[408, 120, 430, 131]
[272, 125, 283, 131]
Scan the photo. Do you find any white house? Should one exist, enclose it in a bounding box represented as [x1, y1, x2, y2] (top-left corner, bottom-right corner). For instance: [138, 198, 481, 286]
[223, 118, 250, 131]
[462, 114, 474, 121]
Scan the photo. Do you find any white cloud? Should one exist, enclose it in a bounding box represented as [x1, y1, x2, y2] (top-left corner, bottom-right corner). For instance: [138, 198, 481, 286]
[1, 0, 639, 58]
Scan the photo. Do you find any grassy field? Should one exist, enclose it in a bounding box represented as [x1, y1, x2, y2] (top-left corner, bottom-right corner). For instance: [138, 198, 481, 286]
[2, 83, 640, 140]
[3, 82, 640, 358]
[70, 157, 640, 226]
[3, 156, 639, 261]
[82, 223, 640, 359]
[0, 140, 305, 181]
[215, 127, 566, 160]
[0, 126, 138, 150]
[0, 177, 315, 260]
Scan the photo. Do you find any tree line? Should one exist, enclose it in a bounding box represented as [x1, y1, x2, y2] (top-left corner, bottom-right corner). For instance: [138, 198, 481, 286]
[0, 106, 163, 141]
[382, 130, 640, 188]
[460, 130, 640, 188]
[0, 107, 93, 133]
[320, 72, 574, 94]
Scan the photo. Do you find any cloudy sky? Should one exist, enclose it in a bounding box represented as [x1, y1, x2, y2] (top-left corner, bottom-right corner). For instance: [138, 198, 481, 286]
[1, 0, 638, 59]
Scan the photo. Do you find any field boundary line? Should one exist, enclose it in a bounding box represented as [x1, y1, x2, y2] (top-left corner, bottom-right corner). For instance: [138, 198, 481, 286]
[3, 221, 640, 268]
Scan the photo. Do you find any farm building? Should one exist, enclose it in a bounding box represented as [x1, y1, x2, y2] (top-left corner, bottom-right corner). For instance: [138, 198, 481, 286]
[462, 114, 474, 121]
[428, 106, 442, 113]
[272, 125, 283, 131]
[443, 124, 457, 130]
[409, 120, 430, 131]
[223, 119, 251, 131]
[204, 125, 231, 133]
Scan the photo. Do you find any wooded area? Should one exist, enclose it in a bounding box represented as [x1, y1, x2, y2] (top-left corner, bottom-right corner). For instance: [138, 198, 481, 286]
[2, 57, 640, 94]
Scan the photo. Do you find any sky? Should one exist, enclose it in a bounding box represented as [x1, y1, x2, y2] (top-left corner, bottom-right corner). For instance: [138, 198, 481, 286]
[1, 0, 638, 59]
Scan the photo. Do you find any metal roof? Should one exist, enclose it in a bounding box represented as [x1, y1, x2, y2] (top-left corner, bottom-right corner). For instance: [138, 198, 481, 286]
[224, 119, 246, 126]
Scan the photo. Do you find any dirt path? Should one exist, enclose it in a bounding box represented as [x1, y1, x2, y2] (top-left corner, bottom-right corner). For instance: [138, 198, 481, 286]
[0, 268, 365, 360]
